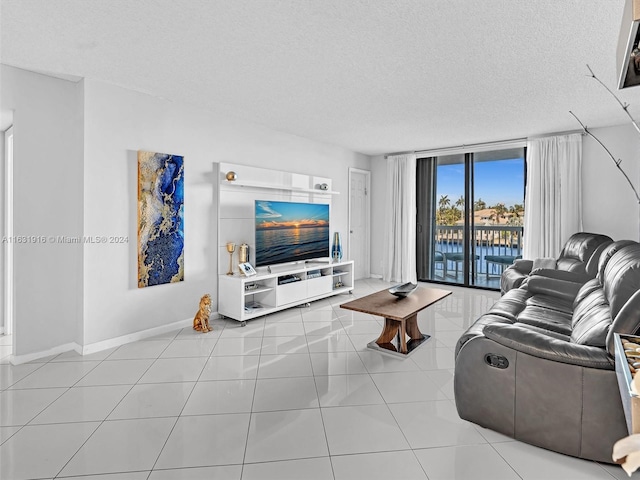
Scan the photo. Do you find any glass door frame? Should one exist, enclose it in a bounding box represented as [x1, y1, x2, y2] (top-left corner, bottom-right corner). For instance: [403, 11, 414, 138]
[417, 145, 526, 291]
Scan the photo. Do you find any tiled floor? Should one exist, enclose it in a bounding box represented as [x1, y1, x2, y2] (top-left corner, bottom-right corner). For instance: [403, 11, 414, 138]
[0, 279, 629, 479]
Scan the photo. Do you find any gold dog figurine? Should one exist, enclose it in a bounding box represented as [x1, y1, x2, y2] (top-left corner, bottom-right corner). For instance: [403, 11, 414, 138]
[193, 294, 212, 333]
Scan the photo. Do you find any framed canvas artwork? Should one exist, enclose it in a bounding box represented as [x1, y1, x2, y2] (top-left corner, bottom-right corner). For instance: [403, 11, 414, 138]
[138, 151, 184, 287]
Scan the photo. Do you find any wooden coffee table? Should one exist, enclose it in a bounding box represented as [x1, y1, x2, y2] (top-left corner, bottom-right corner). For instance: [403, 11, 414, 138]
[340, 286, 452, 356]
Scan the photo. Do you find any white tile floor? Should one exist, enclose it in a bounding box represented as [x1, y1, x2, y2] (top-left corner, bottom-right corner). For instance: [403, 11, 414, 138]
[0, 278, 629, 479]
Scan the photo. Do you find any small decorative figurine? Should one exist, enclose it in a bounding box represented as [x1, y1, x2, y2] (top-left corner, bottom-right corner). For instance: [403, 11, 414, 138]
[193, 294, 213, 333]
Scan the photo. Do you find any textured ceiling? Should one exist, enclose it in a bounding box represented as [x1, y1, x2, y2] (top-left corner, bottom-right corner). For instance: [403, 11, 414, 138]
[1, 0, 639, 155]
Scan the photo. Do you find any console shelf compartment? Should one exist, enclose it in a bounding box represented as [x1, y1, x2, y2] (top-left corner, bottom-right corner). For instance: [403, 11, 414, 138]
[243, 285, 273, 296]
[218, 260, 354, 323]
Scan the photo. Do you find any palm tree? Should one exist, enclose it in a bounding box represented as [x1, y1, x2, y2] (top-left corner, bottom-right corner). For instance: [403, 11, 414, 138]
[474, 198, 486, 211]
[491, 203, 507, 224]
[455, 195, 465, 213]
[437, 195, 450, 225]
[436, 195, 449, 226]
[507, 204, 524, 227]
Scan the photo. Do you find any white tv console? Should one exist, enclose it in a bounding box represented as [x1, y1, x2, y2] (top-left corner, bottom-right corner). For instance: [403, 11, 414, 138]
[218, 260, 354, 325]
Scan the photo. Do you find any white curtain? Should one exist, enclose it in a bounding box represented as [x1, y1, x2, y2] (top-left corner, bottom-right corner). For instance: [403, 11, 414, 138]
[523, 133, 583, 259]
[383, 153, 418, 283]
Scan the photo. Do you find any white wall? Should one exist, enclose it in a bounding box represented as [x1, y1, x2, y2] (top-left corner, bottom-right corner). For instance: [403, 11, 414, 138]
[0, 131, 4, 333]
[82, 79, 370, 346]
[0, 65, 84, 355]
[582, 123, 640, 240]
[369, 124, 640, 276]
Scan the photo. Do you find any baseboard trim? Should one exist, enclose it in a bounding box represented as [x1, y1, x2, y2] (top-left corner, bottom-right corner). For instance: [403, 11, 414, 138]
[370, 274, 383, 279]
[10, 315, 205, 365]
[11, 342, 82, 365]
[82, 317, 194, 355]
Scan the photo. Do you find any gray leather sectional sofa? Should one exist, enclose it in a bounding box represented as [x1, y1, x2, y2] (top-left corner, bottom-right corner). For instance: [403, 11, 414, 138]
[500, 232, 613, 294]
[454, 238, 640, 463]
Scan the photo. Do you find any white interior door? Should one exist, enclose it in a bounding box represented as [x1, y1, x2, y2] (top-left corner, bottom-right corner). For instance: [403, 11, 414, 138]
[348, 168, 370, 280]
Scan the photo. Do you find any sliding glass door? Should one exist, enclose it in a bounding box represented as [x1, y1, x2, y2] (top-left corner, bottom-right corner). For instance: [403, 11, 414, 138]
[417, 146, 525, 289]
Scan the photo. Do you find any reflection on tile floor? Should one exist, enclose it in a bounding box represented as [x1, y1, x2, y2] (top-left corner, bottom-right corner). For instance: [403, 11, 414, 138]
[0, 279, 624, 479]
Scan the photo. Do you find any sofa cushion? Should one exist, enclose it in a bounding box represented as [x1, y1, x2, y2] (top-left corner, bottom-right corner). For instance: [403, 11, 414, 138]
[557, 232, 614, 274]
[603, 243, 640, 320]
[555, 257, 584, 273]
[526, 293, 574, 315]
[573, 278, 602, 307]
[570, 286, 610, 347]
[606, 289, 640, 355]
[603, 244, 640, 353]
[525, 275, 583, 305]
[515, 305, 573, 335]
[572, 289, 607, 325]
[596, 240, 637, 282]
[570, 302, 610, 347]
[486, 288, 532, 321]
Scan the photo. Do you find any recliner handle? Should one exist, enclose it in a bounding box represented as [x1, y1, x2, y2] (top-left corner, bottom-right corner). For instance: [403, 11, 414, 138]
[484, 353, 509, 369]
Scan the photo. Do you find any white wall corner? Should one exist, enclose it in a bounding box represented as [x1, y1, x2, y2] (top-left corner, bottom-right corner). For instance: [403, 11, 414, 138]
[10, 342, 82, 365]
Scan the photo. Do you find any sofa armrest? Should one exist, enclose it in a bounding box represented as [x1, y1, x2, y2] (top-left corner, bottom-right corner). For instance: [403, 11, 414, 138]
[530, 268, 592, 284]
[525, 275, 583, 303]
[483, 323, 614, 369]
[501, 260, 535, 294]
[455, 314, 514, 356]
[510, 259, 534, 274]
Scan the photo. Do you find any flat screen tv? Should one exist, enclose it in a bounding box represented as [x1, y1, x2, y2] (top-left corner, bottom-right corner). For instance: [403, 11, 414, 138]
[255, 200, 330, 267]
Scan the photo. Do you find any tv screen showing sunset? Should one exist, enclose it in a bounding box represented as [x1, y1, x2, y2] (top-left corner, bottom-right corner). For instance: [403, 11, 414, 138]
[255, 201, 330, 267]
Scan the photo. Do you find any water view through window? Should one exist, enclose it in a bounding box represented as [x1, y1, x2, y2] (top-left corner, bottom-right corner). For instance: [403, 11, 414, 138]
[416, 147, 525, 289]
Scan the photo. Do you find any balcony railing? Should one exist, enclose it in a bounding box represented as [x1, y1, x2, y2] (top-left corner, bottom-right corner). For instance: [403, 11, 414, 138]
[434, 225, 524, 284]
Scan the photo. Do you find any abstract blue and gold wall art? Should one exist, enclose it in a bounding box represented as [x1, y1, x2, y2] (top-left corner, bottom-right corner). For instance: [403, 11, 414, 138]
[138, 151, 184, 288]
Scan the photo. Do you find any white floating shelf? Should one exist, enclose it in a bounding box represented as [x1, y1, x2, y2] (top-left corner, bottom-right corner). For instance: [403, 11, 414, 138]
[222, 180, 340, 195]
